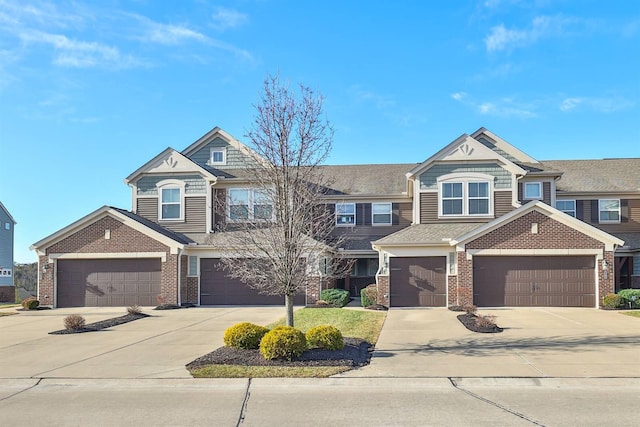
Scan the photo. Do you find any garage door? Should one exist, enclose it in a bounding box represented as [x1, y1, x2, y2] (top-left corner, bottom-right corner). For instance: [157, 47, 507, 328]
[389, 257, 446, 307]
[200, 259, 305, 305]
[473, 256, 595, 307]
[57, 259, 162, 307]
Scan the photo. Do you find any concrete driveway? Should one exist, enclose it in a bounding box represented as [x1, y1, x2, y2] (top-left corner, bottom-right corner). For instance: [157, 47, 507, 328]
[0, 306, 284, 379]
[342, 307, 640, 378]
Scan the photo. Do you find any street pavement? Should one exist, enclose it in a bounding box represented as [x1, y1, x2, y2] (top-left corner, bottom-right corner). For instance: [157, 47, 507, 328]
[1, 306, 639, 426]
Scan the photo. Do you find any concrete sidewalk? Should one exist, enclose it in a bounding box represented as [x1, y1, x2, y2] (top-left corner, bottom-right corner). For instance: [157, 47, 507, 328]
[341, 307, 640, 378]
[0, 306, 284, 379]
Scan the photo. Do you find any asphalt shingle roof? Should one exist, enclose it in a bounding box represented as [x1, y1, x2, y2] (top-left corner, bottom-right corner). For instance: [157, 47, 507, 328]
[542, 159, 640, 193]
[111, 207, 194, 245]
[373, 223, 484, 246]
[317, 163, 417, 196]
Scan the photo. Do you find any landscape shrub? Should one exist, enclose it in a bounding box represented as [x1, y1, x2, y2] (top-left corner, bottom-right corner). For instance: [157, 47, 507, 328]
[320, 288, 350, 307]
[224, 322, 270, 349]
[360, 284, 378, 307]
[259, 326, 307, 360]
[618, 289, 640, 308]
[305, 325, 344, 350]
[463, 304, 477, 315]
[602, 293, 623, 309]
[127, 305, 142, 315]
[64, 314, 86, 330]
[475, 315, 497, 329]
[21, 296, 39, 310]
[156, 294, 167, 306]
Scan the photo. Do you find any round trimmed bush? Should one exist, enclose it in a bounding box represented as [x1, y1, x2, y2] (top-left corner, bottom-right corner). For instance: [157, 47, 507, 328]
[224, 322, 270, 349]
[259, 326, 307, 361]
[22, 297, 40, 310]
[305, 325, 344, 350]
[64, 314, 86, 330]
[602, 293, 622, 309]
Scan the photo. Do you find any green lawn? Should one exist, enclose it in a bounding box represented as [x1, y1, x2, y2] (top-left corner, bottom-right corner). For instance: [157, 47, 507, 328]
[621, 311, 640, 318]
[190, 308, 387, 378]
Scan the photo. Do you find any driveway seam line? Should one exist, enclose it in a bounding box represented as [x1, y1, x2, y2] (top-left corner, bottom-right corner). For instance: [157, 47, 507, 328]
[236, 378, 251, 426]
[0, 378, 42, 403]
[449, 377, 546, 426]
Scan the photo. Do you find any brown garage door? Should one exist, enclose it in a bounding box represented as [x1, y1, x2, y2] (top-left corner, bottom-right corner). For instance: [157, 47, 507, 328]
[200, 259, 305, 305]
[57, 259, 162, 307]
[389, 257, 446, 307]
[473, 256, 595, 307]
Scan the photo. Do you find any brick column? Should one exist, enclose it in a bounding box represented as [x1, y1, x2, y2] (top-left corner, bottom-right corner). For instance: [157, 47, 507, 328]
[376, 275, 389, 307]
[447, 275, 458, 306]
[161, 254, 179, 305]
[38, 255, 54, 307]
[598, 251, 616, 307]
[457, 252, 473, 306]
[307, 276, 322, 304]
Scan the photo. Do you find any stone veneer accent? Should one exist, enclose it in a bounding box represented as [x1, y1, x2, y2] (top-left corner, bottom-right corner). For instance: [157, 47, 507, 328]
[39, 216, 179, 307]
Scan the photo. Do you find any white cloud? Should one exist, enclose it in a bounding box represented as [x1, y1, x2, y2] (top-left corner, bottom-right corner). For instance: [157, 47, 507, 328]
[451, 92, 537, 118]
[19, 30, 146, 69]
[484, 15, 577, 52]
[560, 96, 635, 113]
[211, 7, 248, 31]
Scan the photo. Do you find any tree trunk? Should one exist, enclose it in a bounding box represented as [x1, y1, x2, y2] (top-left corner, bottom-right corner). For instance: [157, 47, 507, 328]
[285, 293, 295, 327]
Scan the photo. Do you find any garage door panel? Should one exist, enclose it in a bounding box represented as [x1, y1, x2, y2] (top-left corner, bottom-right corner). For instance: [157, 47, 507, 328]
[200, 258, 305, 305]
[390, 257, 446, 307]
[57, 259, 162, 307]
[474, 256, 595, 307]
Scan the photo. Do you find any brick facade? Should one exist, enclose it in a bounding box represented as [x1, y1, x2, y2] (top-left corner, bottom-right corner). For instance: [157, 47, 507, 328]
[180, 255, 199, 305]
[455, 253, 474, 306]
[376, 275, 390, 306]
[39, 216, 180, 307]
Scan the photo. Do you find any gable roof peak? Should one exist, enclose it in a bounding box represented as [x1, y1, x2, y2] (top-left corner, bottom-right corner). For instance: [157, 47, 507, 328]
[0, 201, 16, 224]
[470, 127, 539, 164]
[124, 147, 217, 184]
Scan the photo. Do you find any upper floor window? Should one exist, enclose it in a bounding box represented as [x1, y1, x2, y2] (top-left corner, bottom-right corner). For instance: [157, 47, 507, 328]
[599, 199, 620, 223]
[4, 222, 9, 230]
[228, 188, 273, 221]
[372, 203, 392, 225]
[556, 200, 576, 217]
[336, 203, 356, 226]
[439, 179, 491, 217]
[160, 188, 181, 220]
[524, 182, 542, 199]
[210, 148, 226, 165]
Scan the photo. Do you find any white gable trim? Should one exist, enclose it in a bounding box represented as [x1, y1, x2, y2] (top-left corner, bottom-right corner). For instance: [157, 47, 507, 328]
[125, 148, 217, 184]
[470, 127, 538, 164]
[451, 200, 625, 251]
[30, 206, 186, 255]
[181, 127, 267, 167]
[408, 133, 526, 178]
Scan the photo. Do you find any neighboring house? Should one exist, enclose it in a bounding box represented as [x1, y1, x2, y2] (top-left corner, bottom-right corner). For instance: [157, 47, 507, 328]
[31, 127, 640, 309]
[0, 202, 16, 302]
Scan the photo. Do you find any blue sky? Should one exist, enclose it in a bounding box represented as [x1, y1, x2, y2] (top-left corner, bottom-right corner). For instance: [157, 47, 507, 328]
[1, 0, 638, 263]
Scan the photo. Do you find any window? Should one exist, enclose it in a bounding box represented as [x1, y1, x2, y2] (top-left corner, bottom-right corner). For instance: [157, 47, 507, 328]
[210, 148, 226, 165]
[440, 180, 490, 216]
[599, 199, 620, 223]
[336, 203, 356, 225]
[188, 256, 198, 276]
[372, 203, 392, 225]
[468, 182, 489, 215]
[556, 200, 576, 217]
[160, 188, 181, 220]
[228, 189, 273, 221]
[350, 259, 379, 277]
[442, 183, 463, 215]
[524, 182, 542, 199]
[4, 222, 9, 230]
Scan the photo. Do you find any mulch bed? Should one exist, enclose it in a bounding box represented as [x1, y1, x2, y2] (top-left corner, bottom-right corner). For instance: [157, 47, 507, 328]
[456, 313, 503, 333]
[186, 337, 373, 369]
[49, 313, 150, 335]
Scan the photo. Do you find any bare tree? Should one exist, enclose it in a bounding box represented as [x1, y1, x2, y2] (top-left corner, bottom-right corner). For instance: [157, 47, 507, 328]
[215, 74, 351, 326]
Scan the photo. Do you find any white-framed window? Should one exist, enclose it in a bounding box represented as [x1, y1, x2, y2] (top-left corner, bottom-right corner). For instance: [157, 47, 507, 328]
[228, 188, 274, 221]
[4, 222, 9, 230]
[336, 203, 356, 226]
[468, 182, 489, 215]
[442, 182, 463, 215]
[210, 148, 226, 165]
[556, 200, 576, 217]
[188, 256, 198, 276]
[156, 180, 185, 221]
[372, 203, 392, 225]
[524, 182, 542, 199]
[599, 199, 620, 223]
[439, 178, 491, 217]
